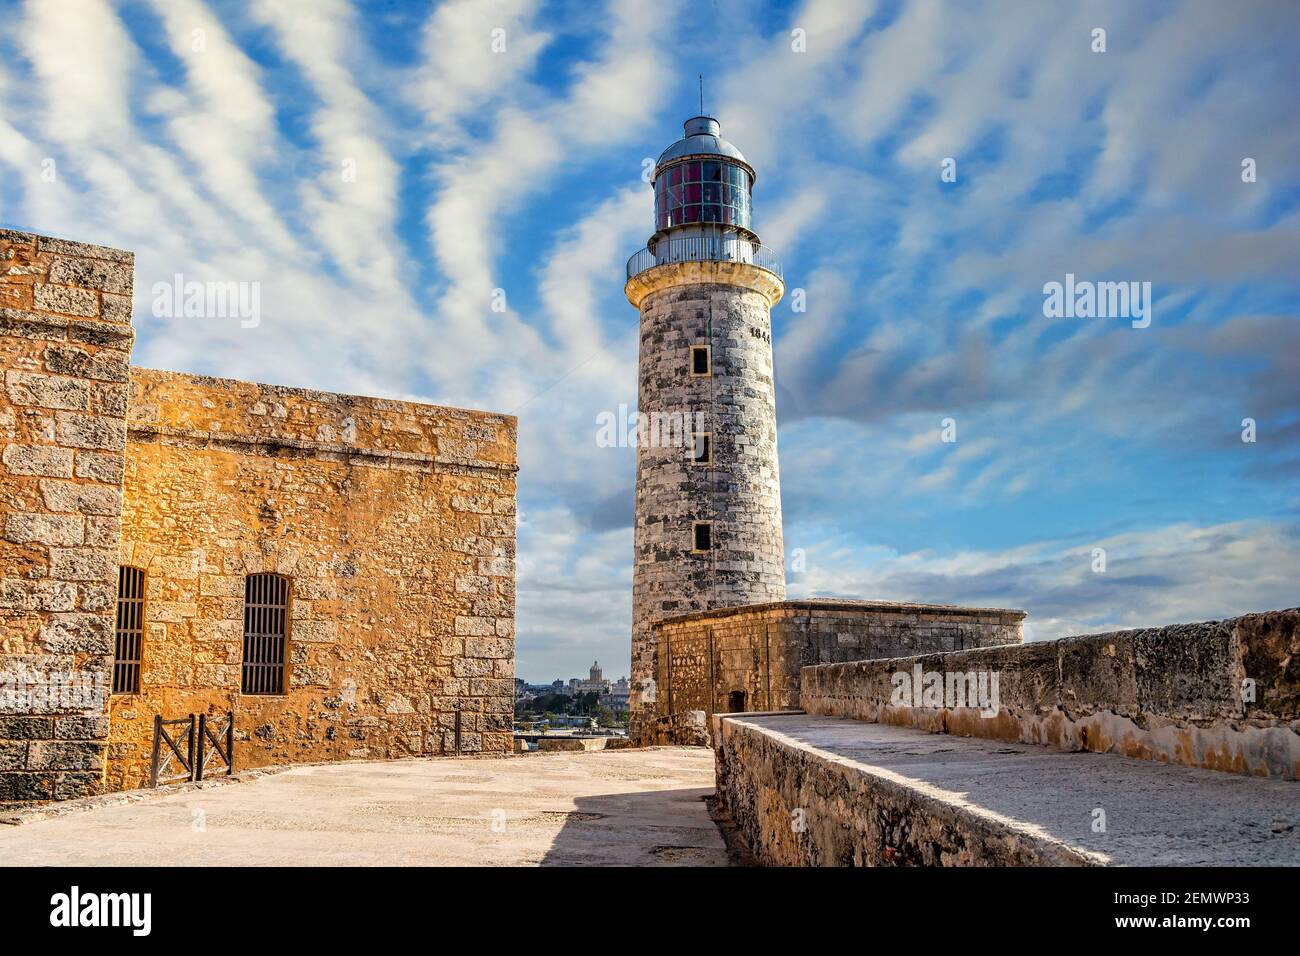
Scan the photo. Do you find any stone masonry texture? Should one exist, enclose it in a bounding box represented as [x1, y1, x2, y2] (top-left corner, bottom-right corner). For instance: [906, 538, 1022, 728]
[631, 275, 786, 739]
[651, 599, 1025, 737]
[107, 369, 518, 792]
[800, 609, 1300, 779]
[1, 229, 519, 803]
[712, 712, 1300, 866]
[0, 230, 134, 803]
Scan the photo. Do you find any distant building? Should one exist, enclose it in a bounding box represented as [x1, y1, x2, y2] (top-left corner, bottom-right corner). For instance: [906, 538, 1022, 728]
[573, 660, 611, 695]
[602, 676, 631, 712]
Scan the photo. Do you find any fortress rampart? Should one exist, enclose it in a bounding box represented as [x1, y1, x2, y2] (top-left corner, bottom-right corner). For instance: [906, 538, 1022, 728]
[1, 230, 518, 803]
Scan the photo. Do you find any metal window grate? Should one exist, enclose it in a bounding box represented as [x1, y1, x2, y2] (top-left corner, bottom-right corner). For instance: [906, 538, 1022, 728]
[112, 566, 145, 694]
[241, 573, 288, 695]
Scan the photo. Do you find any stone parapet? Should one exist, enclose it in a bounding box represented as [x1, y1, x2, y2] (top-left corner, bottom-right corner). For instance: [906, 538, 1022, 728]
[800, 608, 1300, 779]
[712, 711, 1300, 866]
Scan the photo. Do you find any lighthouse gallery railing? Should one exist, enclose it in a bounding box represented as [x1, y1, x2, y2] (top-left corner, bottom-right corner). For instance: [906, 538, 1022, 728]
[626, 236, 782, 282]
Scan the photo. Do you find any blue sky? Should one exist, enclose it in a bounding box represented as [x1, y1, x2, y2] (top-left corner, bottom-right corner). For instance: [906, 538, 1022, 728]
[1, 0, 1297, 683]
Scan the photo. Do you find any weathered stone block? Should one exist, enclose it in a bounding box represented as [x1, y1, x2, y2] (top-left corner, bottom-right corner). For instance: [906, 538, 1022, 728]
[453, 658, 494, 678]
[0, 717, 54, 739]
[83, 515, 120, 548]
[3, 512, 84, 546]
[454, 615, 494, 636]
[0, 743, 27, 771]
[0, 771, 54, 802]
[198, 575, 243, 597]
[92, 383, 129, 417]
[53, 772, 103, 800]
[0, 579, 77, 612]
[38, 479, 121, 516]
[55, 412, 126, 450]
[48, 547, 117, 582]
[33, 283, 97, 318]
[1234, 609, 1300, 720]
[53, 715, 110, 739]
[2, 443, 73, 477]
[40, 613, 114, 653]
[73, 450, 124, 484]
[100, 293, 132, 324]
[28, 740, 104, 771]
[455, 574, 490, 594]
[1134, 621, 1238, 719]
[5, 370, 90, 411]
[1057, 631, 1140, 715]
[35, 235, 131, 263]
[292, 620, 337, 643]
[78, 581, 116, 611]
[47, 256, 132, 295]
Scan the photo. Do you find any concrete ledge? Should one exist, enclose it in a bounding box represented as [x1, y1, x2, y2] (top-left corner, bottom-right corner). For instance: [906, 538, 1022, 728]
[713, 712, 1300, 866]
[800, 609, 1300, 779]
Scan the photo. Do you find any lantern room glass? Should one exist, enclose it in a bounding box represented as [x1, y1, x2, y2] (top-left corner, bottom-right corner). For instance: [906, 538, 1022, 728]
[655, 160, 752, 232]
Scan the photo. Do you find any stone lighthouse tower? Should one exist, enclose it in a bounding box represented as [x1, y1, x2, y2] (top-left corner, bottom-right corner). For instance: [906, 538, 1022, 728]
[625, 115, 786, 739]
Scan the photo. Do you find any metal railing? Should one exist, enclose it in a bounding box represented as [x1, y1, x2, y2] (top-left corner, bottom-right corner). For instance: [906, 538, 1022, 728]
[627, 235, 782, 282]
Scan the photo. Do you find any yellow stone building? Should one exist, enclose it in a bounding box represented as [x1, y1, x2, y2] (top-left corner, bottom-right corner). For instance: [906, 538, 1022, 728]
[1, 229, 517, 802]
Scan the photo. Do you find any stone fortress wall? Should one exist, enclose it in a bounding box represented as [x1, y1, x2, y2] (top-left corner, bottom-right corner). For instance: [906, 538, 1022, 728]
[648, 599, 1025, 741]
[108, 369, 517, 791]
[0, 230, 136, 803]
[799, 608, 1300, 779]
[0, 229, 518, 803]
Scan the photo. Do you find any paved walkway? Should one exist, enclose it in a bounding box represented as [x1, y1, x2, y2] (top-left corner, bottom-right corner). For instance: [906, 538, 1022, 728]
[730, 714, 1300, 866]
[0, 747, 729, 866]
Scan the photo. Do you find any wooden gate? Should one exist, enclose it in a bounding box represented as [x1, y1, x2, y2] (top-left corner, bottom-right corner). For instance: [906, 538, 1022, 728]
[149, 711, 236, 786]
[149, 714, 196, 787]
[197, 711, 235, 781]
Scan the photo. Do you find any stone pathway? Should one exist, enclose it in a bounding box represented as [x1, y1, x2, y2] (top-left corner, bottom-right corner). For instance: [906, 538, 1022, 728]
[0, 747, 729, 866]
[727, 714, 1300, 866]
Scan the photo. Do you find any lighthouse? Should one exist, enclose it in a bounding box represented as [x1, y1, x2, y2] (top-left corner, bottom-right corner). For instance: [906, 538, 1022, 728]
[625, 115, 787, 739]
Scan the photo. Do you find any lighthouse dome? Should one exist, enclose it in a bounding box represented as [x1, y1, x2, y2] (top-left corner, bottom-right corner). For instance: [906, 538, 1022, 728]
[655, 116, 749, 169]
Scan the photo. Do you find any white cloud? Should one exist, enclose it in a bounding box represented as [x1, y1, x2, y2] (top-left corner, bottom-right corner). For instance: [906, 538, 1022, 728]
[415, 0, 550, 137]
[788, 518, 1300, 642]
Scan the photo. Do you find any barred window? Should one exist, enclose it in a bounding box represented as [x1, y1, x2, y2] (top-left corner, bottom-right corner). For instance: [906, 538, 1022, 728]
[112, 566, 145, 694]
[242, 573, 289, 695]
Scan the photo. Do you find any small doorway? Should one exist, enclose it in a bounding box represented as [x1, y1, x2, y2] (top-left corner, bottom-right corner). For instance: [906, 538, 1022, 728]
[726, 690, 747, 713]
